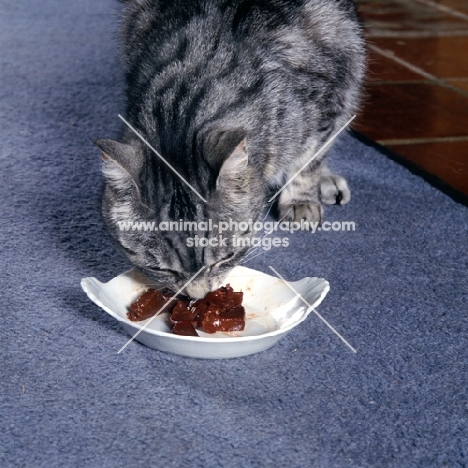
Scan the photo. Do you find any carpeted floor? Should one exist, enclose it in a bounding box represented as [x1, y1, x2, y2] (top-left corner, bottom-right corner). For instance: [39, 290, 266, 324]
[1, 1, 467, 467]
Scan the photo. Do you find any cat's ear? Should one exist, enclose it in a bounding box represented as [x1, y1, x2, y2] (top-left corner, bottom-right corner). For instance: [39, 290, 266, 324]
[217, 138, 248, 187]
[94, 139, 145, 194]
[203, 128, 248, 187]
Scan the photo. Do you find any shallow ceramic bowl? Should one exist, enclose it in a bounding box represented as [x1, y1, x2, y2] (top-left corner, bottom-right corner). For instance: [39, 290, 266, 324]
[81, 266, 329, 359]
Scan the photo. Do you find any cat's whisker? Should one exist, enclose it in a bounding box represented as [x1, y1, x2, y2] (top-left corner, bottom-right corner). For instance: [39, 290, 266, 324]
[240, 205, 294, 266]
[257, 205, 293, 243]
[241, 247, 264, 262]
[242, 247, 261, 262]
[260, 201, 274, 224]
[241, 250, 268, 264]
[249, 202, 275, 237]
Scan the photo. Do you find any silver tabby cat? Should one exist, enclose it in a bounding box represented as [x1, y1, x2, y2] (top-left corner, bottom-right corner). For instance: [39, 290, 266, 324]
[96, 0, 365, 297]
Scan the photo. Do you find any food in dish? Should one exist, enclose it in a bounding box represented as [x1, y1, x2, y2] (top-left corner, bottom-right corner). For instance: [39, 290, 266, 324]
[127, 284, 246, 336]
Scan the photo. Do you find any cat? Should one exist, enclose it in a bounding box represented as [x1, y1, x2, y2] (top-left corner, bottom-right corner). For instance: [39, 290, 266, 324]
[96, 0, 365, 298]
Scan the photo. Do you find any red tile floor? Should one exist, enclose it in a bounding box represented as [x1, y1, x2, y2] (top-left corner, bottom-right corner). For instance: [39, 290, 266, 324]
[353, 0, 468, 201]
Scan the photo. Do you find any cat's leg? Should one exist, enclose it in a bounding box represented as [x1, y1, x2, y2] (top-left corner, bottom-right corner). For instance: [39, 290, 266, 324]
[277, 161, 350, 223]
[319, 164, 351, 205]
[277, 161, 324, 223]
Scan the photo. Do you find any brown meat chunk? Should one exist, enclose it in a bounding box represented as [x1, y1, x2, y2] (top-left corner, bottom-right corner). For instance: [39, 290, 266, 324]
[128, 284, 245, 335]
[127, 288, 180, 322]
[172, 321, 199, 336]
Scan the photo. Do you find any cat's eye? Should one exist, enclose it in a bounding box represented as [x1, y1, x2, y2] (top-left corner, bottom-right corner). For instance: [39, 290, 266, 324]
[157, 268, 179, 276]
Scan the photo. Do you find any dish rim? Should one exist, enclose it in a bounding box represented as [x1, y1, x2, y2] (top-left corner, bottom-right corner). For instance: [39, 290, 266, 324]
[81, 267, 330, 343]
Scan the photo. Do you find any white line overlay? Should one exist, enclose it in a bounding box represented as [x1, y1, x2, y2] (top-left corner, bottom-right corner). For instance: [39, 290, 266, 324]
[268, 115, 356, 202]
[118, 114, 208, 203]
[368, 45, 468, 100]
[268, 266, 357, 353]
[117, 266, 206, 354]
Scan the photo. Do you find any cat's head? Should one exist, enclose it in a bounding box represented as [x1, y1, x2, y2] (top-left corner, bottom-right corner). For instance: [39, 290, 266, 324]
[95, 128, 265, 298]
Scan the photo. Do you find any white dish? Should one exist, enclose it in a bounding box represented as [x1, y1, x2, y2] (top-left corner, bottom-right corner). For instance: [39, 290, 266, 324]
[81, 266, 330, 359]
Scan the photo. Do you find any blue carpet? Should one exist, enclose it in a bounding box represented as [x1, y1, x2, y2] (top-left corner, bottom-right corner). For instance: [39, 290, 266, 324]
[1, 1, 468, 467]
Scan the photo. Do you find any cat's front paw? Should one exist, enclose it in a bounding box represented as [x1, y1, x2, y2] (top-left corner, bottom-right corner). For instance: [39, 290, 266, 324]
[278, 202, 323, 224]
[320, 173, 350, 205]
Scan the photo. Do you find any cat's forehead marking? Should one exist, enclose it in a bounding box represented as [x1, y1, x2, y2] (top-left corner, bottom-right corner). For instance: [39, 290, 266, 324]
[119, 114, 208, 203]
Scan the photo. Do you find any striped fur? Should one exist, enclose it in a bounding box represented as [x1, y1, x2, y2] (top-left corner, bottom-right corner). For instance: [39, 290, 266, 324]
[98, 0, 365, 297]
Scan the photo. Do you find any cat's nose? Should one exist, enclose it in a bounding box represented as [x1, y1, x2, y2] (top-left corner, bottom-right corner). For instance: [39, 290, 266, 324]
[183, 275, 222, 299]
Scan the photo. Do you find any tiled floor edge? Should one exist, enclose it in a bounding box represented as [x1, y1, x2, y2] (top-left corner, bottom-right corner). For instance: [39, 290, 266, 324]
[378, 136, 468, 146]
[413, 0, 468, 22]
[368, 44, 468, 99]
[351, 130, 468, 207]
